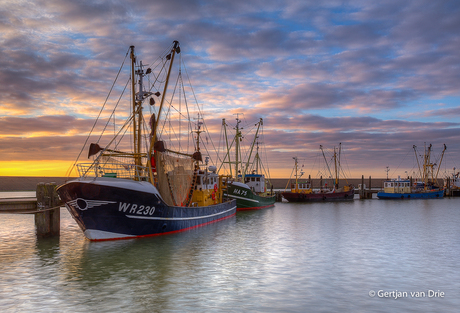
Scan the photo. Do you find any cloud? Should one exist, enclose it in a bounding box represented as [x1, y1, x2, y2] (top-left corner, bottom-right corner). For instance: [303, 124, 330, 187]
[0, 115, 94, 136]
[1, 0, 460, 177]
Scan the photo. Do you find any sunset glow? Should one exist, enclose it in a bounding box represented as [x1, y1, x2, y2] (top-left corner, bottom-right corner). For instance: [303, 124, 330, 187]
[1, 0, 459, 180]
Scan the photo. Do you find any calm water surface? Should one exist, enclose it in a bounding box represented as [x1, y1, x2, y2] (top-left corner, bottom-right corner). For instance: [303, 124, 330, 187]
[1, 193, 460, 312]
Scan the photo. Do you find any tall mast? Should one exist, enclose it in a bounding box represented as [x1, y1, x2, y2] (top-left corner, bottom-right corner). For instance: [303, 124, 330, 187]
[220, 119, 233, 177]
[334, 147, 338, 188]
[235, 115, 242, 181]
[130, 46, 139, 167]
[320, 145, 333, 180]
[294, 156, 299, 192]
[135, 60, 149, 163]
[413, 145, 422, 179]
[254, 141, 260, 174]
[194, 117, 204, 168]
[243, 118, 263, 176]
[435, 144, 447, 182]
[147, 41, 180, 184]
[152, 41, 179, 143]
[424, 143, 432, 186]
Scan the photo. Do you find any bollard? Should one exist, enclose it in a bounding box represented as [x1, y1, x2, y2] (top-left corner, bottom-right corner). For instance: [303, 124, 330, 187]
[274, 191, 283, 202]
[368, 176, 372, 199]
[35, 183, 60, 238]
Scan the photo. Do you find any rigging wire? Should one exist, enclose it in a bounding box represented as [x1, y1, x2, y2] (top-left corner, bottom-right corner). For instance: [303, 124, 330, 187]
[388, 148, 412, 179]
[182, 58, 222, 166]
[65, 46, 131, 177]
[96, 78, 130, 144]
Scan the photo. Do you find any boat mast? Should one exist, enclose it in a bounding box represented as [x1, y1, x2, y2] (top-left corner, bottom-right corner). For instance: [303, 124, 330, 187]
[254, 141, 260, 174]
[334, 147, 339, 188]
[435, 144, 447, 182]
[320, 145, 333, 182]
[294, 156, 299, 192]
[220, 119, 233, 177]
[243, 118, 263, 176]
[235, 115, 243, 181]
[129, 46, 142, 171]
[147, 41, 180, 184]
[194, 118, 204, 167]
[413, 145, 422, 179]
[414, 143, 446, 187]
[424, 143, 432, 186]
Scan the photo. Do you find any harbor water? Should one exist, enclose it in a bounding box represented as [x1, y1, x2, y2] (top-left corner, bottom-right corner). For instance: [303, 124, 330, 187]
[1, 192, 460, 312]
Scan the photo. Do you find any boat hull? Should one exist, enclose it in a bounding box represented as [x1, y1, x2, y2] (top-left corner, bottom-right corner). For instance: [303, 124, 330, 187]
[377, 190, 444, 199]
[57, 177, 237, 241]
[225, 182, 275, 210]
[281, 188, 355, 203]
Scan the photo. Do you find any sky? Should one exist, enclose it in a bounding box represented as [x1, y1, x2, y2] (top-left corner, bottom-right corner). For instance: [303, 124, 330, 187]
[1, 0, 460, 180]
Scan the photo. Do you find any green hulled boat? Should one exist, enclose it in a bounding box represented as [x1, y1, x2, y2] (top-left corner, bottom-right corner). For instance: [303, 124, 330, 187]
[220, 117, 275, 210]
[226, 175, 275, 210]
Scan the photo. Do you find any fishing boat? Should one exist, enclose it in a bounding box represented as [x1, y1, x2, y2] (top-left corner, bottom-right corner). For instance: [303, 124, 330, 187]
[377, 144, 446, 199]
[57, 41, 236, 241]
[220, 117, 275, 210]
[282, 144, 355, 202]
[444, 169, 460, 196]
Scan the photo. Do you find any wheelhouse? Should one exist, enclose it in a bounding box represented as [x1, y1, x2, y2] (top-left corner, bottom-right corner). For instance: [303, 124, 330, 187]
[383, 178, 411, 194]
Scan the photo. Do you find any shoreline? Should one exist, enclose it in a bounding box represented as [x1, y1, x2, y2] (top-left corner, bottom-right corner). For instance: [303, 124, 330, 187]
[0, 176, 396, 191]
[0, 177, 75, 192]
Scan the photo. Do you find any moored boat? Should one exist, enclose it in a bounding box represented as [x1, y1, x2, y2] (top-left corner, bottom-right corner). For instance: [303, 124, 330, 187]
[57, 42, 236, 241]
[376, 177, 443, 199]
[282, 145, 355, 202]
[220, 117, 275, 210]
[377, 144, 446, 200]
[444, 169, 460, 196]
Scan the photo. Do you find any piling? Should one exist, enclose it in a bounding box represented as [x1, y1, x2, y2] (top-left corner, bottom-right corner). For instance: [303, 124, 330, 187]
[359, 175, 374, 199]
[35, 182, 60, 238]
[275, 191, 283, 202]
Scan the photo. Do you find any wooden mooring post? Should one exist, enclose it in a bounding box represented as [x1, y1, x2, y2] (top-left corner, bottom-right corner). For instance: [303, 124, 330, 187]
[35, 182, 60, 238]
[275, 191, 283, 202]
[359, 175, 374, 199]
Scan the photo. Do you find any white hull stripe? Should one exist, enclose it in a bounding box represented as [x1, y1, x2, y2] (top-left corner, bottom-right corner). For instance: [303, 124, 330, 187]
[84, 229, 136, 240]
[125, 206, 237, 220]
[228, 195, 259, 203]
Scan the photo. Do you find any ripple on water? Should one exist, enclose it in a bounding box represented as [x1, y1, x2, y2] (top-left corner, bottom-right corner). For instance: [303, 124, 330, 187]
[1, 200, 460, 312]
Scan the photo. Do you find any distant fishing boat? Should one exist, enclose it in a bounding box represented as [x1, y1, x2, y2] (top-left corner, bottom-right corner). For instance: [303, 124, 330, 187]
[57, 42, 236, 241]
[448, 172, 460, 189]
[282, 144, 355, 202]
[377, 144, 446, 200]
[220, 117, 275, 210]
[444, 168, 460, 197]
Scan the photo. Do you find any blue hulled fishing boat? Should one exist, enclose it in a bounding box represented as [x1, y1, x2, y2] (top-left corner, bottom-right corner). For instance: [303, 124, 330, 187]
[57, 42, 236, 241]
[376, 177, 443, 199]
[377, 144, 446, 200]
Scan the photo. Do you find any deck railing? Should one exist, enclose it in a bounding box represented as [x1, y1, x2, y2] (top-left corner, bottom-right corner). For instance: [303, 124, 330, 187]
[77, 163, 150, 181]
